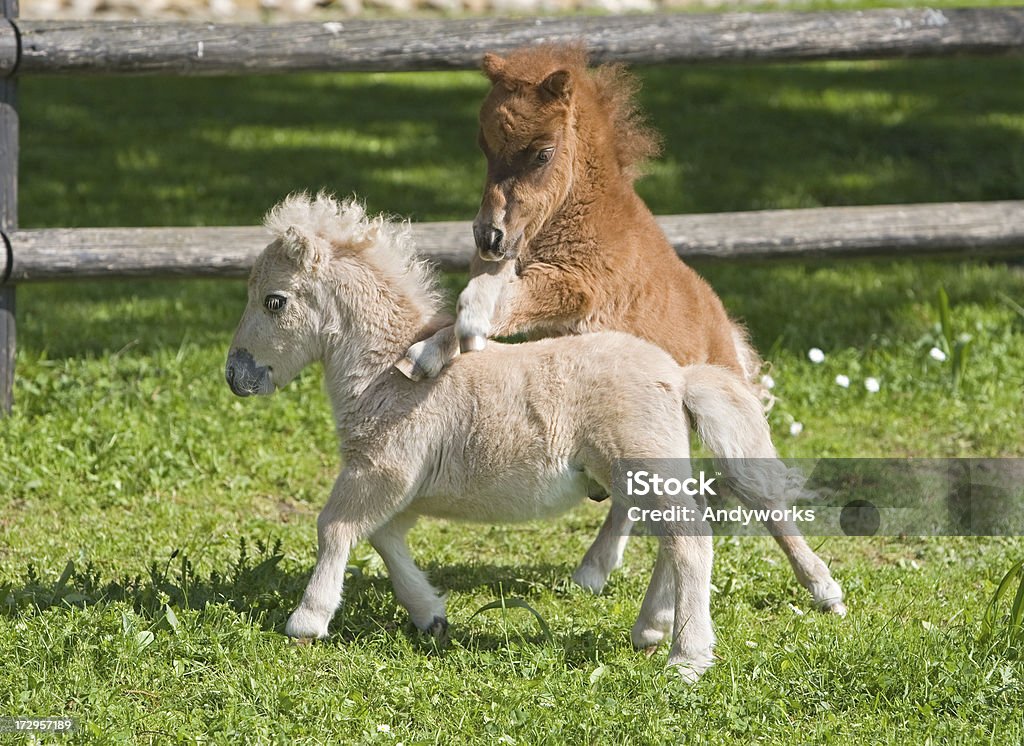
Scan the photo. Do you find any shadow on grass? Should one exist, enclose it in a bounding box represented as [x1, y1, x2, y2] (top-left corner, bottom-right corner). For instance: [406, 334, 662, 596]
[17, 273, 466, 360]
[20, 73, 488, 229]
[15, 58, 1024, 361]
[698, 258, 1024, 354]
[20, 58, 1024, 230]
[19, 255, 1022, 364]
[19, 278, 249, 359]
[638, 57, 1024, 213]
[0, 539, 620, 665]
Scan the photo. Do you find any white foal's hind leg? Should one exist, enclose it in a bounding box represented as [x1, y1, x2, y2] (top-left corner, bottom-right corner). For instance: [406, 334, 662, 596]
[369, 511, 449, 639]
[725, 460, 846, 614]
[679, 364, 845, 615]
[626, 494, 714, 682]
[286, 467, 409, 640]
[395, 324, 460, 381]
[573, 501, 633, 594]
[664, 532, 715, 683]
[771, 533, 846, 615]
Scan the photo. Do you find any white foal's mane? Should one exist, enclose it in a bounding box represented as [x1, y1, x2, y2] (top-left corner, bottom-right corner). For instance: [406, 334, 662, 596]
[263, 192, 443, 319]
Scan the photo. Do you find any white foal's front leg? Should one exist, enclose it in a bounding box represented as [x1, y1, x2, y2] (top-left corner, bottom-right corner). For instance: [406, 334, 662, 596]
[455, 259, 518, 353]
[285, 467, 409, 640]
[370, 511, 449, 640]
[395, 324, 460, 381]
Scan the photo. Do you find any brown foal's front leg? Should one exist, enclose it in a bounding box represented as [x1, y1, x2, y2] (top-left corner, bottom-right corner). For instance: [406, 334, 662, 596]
[456, 258, 594, 351]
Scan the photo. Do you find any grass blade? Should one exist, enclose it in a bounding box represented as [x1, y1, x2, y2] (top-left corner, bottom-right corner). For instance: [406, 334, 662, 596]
[996, 291, 1024, 321]
[470, 597, 554, 644]
[983, 558, 1024, 647]
[937, 287, 953, 354]
[1010, 566, 1024, 642]
[951, 339, 971, 392]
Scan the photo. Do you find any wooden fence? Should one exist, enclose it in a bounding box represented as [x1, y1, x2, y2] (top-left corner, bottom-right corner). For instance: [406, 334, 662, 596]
[1, 5, 1024, 411]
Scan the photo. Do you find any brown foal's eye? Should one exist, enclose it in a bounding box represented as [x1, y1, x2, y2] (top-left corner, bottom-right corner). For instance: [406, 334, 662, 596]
[537, 147, 554, 163]
[264, 294, 287, 313]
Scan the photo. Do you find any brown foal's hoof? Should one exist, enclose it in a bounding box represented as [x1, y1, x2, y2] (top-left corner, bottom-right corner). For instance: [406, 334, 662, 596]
[459, 335, 487, 353]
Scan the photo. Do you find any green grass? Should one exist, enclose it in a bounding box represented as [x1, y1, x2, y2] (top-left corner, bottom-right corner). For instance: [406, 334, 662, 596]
[2, 51, 1024, 743]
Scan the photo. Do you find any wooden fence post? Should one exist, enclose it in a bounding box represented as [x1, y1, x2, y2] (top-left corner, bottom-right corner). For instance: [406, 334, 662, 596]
[0, 0, 16, 414]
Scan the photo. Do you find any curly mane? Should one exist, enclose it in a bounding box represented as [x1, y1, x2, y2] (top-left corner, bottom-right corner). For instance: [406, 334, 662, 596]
[264, 192, 443, 318]
[486, 44, 661, 180]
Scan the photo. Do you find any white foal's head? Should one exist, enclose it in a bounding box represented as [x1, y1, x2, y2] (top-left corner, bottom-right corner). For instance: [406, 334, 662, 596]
[226, 223, 330, 397]
[226, 192, 441, 397]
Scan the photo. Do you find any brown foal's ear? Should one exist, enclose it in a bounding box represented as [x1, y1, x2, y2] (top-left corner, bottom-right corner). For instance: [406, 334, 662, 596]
[481, 52, 507, 83]
[540, 69, 572, 101]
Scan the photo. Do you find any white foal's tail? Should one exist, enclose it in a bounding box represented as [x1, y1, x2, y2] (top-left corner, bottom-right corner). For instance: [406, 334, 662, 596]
[678, 365, 800, 507]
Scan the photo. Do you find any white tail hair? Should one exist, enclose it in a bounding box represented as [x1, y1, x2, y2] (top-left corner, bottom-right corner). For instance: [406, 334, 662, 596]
[679, 365, 803, 507]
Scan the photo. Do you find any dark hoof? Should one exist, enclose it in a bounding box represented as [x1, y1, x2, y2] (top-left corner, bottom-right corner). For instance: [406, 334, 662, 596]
[425, 616, 450, 645]
[587, 479, 610, 502]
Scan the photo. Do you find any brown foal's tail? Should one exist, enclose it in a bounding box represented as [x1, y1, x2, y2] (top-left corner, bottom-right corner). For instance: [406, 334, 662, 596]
[729, 322, 775, 412]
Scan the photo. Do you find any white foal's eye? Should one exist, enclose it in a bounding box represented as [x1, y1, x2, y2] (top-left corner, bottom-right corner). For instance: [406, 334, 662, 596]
[264, 294, 287, 313]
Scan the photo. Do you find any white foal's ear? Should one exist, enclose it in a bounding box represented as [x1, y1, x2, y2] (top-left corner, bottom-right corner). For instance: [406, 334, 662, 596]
[282, 225, 325, 270]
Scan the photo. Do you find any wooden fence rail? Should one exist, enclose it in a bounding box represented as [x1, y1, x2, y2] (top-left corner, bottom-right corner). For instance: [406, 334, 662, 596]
[6, 201, 1024, 282]
[3, 7, 1024, 76]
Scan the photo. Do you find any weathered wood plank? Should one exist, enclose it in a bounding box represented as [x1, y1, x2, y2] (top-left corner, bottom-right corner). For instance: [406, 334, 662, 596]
[7, 201, 1023, 282]
[657, 201, 1024, 260]
[0, 0, 17, 415]
[11, 7, 1024, 77]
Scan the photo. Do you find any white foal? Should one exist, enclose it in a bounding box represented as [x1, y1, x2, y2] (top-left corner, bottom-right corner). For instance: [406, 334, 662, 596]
[400, 257, 845, 615]
[226, 193, 832, 681]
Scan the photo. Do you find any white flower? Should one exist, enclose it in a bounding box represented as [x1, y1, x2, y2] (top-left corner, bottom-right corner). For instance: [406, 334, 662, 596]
[789, 421, 804, 436]
[929, 347, 947, 362]
[835, 374, 850, 388]
[745, 640, 758, 648]
[377, 725, 391, 734]
[865, 377, 880, 393]
[760, 374, 775, 390]
[808, 348, 825, 364]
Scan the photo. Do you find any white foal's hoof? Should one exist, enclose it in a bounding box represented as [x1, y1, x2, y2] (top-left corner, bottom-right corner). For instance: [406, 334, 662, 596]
[572, 564, 608, 594]
[810, 578, 846, 616]
[631, 622, 669, 650]
[459, 335, 487, 353]
[285, 607, 330, 640]
[819, 598, 848, 616]
[669, 651, 715, 685]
